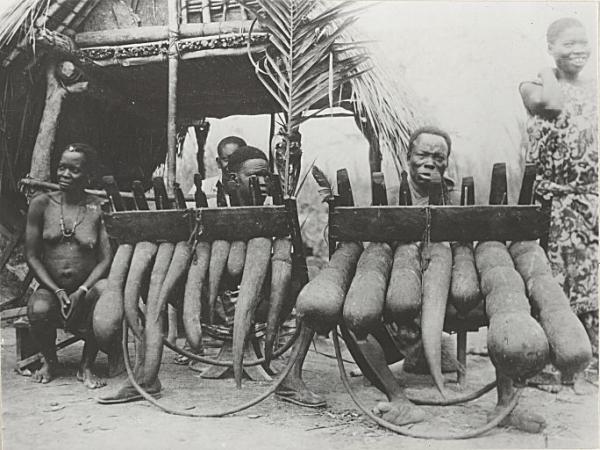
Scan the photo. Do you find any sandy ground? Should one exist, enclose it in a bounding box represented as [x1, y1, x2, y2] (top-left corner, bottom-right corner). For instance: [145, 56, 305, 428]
[1, 327, 598, 450]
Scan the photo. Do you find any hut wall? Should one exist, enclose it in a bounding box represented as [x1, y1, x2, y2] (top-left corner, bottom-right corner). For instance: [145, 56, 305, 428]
[79, 0, 250, 31]
[0, 66, 46, 195]
[82, 0, 168, 30]
[54, 94, 166, 190]
[0, 62, 165, 196]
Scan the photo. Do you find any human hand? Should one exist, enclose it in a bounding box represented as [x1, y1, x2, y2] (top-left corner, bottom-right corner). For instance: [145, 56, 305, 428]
[65, 289, 85, 322]
[56, 290, 72, 320]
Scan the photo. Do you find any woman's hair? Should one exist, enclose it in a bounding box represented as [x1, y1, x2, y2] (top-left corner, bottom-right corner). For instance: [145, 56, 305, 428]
[547, 17, 585, 44]
[62, 143, 98, 175]
[408, 126, 452, 157]
[227, 146, 268, 174]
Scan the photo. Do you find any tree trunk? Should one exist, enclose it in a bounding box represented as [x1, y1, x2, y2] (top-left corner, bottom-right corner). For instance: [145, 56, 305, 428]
[29, 59, 88, 181]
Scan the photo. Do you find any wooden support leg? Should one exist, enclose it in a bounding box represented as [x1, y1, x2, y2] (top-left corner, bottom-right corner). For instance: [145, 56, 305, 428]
[457, 330, 467, 385]
[15, 323, 37, 364]
[166, 305, 178, 345]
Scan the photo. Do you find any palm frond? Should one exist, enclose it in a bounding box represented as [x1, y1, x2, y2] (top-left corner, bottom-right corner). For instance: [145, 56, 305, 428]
[0, 0, 47, 49]
[239, 0, 370, 196]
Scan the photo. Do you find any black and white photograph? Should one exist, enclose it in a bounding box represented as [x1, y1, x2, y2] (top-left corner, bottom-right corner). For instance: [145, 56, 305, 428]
[0, 0, 597, 448]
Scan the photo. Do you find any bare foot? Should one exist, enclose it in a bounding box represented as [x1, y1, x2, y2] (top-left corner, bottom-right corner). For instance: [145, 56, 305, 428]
[77, 368, 107, 389]
[373, 398, 427, 426]
[488, 406, 546, 433]
[31, 360, 56, 384]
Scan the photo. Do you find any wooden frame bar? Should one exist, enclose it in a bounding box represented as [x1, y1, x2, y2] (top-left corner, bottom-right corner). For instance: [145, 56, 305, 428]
[103, 207, 291, 244]
[330, 205, 551, 243]
[74, 21, 264, 47]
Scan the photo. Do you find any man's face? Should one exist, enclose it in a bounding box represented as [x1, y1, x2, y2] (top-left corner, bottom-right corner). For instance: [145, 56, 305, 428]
[216, 143, 241, 173]
[408, 133, 449, 192]
[228, 158, 270, 205]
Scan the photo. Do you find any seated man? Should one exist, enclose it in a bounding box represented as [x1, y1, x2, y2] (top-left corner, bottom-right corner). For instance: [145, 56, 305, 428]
[352, 127, 458, 425]
[26, 143, 121, 389]
[100, 145, 322, 405]
[222, 147, 325, 406]
[389, 126, 460, 206]
[188, 136, 246, 205]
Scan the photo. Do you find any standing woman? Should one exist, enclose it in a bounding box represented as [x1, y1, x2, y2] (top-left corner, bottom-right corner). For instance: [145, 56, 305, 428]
[519, 18, 598, 384]
[26, 143, 121, 388]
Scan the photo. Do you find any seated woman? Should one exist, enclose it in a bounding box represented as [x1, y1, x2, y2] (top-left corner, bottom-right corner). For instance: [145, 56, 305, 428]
[26, 143, 121, 389]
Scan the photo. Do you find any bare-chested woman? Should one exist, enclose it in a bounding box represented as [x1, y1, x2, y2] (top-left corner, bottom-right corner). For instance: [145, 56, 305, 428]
[26, 143, 121, 389]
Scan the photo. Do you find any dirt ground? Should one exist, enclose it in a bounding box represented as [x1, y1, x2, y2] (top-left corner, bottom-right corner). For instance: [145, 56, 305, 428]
[1, 327, 598, 450]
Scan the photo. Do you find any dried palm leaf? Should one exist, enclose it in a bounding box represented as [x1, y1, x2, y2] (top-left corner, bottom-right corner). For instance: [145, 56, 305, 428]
[238, 0, 371, 196]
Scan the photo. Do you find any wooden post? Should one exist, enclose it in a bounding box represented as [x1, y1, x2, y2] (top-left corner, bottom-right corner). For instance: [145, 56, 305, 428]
[268, 113, 276, 173]
[371, 172, 388, 206]
[518, 164, 537, 206]
[70, 0, 102, 31]
[166, 0, 180, 195]
[456, 176, 475, 387]
[29, 59, 88, 182]
[132, 181, 150, 210]
[336, 169, 354, 207]
[489, 163, 508, 206]
[193, 174, 208, 207]
[56, 0, 91, 33]
[193, 121, 210, 179]
[201, 0, 212, 23]
[399, 170, 412, 206]
[181, 0, 189, 24]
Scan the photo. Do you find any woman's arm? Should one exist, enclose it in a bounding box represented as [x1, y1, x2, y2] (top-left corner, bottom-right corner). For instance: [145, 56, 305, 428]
[79, 214, 113, 290]
[25, 195, 62, 292]
[519, 68, 564, 119]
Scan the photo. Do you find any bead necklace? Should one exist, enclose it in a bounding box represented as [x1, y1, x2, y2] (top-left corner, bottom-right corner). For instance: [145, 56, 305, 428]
[60, 194, 85, 239]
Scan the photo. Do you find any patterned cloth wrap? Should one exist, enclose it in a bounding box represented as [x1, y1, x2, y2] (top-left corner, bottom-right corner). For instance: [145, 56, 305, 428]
[524, 79, 598, 319]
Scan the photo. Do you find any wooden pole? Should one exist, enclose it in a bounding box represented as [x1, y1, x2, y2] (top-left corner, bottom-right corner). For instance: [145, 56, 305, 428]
[166, 0, 180, 195]
[74, 21, 261, 47]
[69, 0, 102, 31]
[268, 113, 276, 173]
[181, 0, 189, 24]
[201, 0, 212, 23]
[56, 0, 91, 33]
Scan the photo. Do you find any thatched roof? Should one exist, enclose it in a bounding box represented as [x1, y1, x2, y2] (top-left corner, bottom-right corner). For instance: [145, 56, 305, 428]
[0, 0, 424, 194]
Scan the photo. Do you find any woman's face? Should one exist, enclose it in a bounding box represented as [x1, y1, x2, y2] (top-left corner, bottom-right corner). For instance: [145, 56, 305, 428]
[57, 151, 88, 192]
[549, 26, 590, 75]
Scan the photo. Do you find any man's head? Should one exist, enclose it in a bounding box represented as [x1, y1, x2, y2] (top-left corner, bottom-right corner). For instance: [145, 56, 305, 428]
[224, 146, 270, 205]
[216, 136, 246, 173]
[407, 126, 451, 194]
